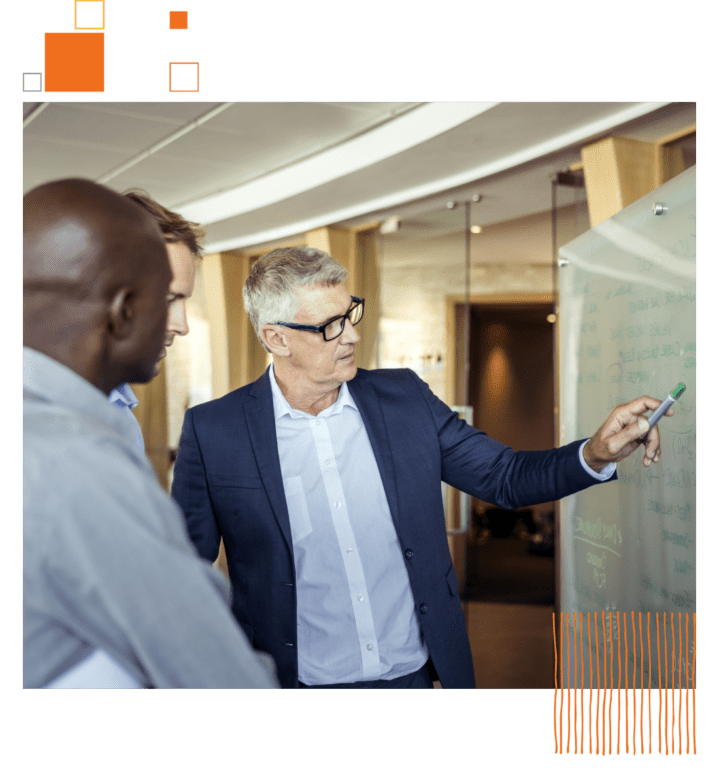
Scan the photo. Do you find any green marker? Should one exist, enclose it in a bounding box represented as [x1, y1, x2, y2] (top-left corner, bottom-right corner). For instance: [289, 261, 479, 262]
[640, 382, 686, 440]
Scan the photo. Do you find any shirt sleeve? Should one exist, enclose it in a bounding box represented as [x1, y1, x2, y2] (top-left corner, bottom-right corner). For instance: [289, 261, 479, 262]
[578, 439, 616, 481]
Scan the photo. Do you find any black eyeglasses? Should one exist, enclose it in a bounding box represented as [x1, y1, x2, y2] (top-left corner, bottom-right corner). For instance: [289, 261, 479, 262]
[274, 296, 365, 341]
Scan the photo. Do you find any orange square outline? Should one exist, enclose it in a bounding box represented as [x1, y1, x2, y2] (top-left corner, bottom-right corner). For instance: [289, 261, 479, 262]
[169, 62, 199, 92]
[75, 0, 105, 31]
[169, 11, 188, 30]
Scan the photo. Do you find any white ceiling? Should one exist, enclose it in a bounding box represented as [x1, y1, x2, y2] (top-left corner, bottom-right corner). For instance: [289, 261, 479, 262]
[23, 101, 696, 251]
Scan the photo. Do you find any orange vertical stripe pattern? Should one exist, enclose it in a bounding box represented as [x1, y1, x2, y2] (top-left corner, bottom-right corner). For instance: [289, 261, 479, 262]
[551, 611, 696, 756]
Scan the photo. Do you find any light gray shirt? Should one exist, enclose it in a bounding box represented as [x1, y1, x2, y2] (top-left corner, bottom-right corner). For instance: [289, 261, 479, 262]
[23, 347, 277, 689]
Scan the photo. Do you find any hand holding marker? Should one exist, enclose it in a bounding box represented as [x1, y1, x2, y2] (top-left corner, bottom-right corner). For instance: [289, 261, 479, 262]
[639, 382, 685, 442]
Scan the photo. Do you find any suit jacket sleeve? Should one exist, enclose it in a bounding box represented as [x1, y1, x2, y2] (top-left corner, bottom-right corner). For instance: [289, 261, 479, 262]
[411, 372, 608, 508]
[171, 407, 222, 563]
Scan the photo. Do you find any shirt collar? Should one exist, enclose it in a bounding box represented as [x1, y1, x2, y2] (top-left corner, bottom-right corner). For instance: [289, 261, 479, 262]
[23, 347, 140, 446]
[268, 363, 358, 421]
[108, 383, 139, 409]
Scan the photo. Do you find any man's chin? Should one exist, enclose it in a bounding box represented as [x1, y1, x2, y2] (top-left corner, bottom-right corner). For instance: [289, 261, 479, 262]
[126, 359, 163, 386]
[337, 361, 358, 381]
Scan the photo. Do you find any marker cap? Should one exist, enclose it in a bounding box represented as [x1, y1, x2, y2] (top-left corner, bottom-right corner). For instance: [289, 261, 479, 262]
[671, 382, 686, 399]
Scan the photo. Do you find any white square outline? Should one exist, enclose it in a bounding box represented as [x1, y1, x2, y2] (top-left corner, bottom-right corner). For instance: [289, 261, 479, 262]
[169, 62, 199, 92]
[75, 1, 105, 30]
[23, 73, 42, 92]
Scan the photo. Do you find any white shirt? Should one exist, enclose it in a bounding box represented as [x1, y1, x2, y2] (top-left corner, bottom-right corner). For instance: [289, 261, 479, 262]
[269, 365, 428, 685]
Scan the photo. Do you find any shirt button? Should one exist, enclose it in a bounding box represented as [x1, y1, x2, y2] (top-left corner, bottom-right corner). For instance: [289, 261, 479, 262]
[357, 595, 364, 602]
[346, 548, 353, 553]
[333, 501, 342, 509]
[420, 604, 428, 614]
[366, 644, 373, 651]
[405, 549, 414, 559]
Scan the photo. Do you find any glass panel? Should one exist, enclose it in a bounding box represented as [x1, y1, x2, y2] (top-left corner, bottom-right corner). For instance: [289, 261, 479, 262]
[558, 166, 696, 687]
[377, 202, 468, 404]
[377, 203, 472, 557]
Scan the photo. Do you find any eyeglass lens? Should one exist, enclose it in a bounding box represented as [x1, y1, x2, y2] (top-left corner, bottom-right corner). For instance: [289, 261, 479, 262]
[324, 301, 363, 340]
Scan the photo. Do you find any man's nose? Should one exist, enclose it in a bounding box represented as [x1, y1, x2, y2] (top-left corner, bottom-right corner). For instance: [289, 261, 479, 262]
[168, 301, 189, 336]
[340, 319, 361, 344]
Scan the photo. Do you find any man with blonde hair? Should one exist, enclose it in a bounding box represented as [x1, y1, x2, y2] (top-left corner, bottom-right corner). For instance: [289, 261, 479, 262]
[172, 245, 668, 689]
[108, 190, 204, 450]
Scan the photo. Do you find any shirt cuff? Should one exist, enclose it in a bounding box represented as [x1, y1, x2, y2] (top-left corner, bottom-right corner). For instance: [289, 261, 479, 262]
[579, 439, 616, 481]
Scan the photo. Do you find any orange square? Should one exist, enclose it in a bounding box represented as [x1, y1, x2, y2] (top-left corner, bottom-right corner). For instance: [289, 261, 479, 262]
[45, 33, 104, 92]
[75, 0, 105, 29]
[170, 11, 188, 29]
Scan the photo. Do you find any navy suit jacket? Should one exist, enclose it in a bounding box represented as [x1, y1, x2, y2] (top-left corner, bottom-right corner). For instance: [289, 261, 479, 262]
[172, 367, 604, 688]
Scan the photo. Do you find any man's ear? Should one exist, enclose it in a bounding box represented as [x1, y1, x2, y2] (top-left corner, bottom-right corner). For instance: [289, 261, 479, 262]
[260, 324, 290, 357]
[107, 287, 134, 339]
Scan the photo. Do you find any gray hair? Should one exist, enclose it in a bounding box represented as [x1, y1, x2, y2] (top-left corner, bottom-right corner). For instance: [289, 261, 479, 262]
[242, 246, 347, 350]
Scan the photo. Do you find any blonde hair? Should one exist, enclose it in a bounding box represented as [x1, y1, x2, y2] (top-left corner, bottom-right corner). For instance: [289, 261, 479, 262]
[123, 189, 205, 257]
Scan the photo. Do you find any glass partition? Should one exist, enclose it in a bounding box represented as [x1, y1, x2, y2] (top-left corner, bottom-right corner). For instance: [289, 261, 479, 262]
[558, 166, 696, 686]
[377, 201, 476, 587]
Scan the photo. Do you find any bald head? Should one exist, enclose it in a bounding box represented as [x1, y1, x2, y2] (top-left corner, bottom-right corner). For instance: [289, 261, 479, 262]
[24, 178, 172, 393]
[24, 178, 168, 291]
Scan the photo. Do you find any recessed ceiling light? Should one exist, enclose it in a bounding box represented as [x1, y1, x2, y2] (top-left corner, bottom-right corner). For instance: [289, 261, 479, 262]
[470, 225, 482, 234]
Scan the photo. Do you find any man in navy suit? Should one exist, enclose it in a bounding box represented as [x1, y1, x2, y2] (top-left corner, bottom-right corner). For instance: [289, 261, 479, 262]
[172, 246, 667, 689]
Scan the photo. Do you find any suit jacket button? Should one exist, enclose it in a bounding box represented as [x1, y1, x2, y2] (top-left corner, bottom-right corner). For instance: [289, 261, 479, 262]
[405, 549, 414, 559]
[420, 604, 428, 614]
[283, 642, 294, 647]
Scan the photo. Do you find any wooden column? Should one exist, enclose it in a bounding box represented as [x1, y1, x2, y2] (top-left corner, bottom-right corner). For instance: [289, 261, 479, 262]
[203, 251, 268, 399]
[581, 128, 695, 229]
[581, 136, 658, 228]
[348, 227, 380, 370]
[201, 251, 269, 576]
[132, 367, 169, 489]
[306, 227, 352, 274]
[306, 225, 380, 369]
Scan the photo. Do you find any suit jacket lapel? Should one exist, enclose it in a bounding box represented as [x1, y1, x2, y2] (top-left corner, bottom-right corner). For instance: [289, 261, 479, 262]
[244, 369, 403, 548]
[348, 374, 402, 536]
[244, 369, 294, 552]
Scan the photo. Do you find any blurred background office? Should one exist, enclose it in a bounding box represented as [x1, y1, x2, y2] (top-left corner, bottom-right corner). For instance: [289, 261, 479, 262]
[23, 101, 696, 687]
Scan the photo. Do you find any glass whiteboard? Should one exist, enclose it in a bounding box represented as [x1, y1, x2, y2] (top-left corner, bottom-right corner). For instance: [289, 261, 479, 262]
[558, 166, 695, 687]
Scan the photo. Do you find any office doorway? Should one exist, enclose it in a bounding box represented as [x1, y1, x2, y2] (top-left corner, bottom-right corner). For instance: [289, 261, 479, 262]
[463, 302, 556, 603]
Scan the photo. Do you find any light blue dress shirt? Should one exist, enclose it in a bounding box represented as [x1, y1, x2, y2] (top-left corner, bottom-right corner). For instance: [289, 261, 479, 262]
[108, 383, 145, 452]
[269, 365, 429, 685]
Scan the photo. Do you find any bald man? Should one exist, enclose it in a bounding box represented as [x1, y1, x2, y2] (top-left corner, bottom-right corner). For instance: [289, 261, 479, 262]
[23, 178, 277, 688]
